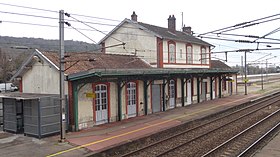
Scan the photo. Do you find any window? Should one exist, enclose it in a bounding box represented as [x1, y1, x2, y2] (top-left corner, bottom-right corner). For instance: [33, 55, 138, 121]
[95, 84, 108, 111]
[127, 82, 136, 106]
[186, 44, 192, 64]
[168, 41, 176, 63]
[201, 47, 207, 64]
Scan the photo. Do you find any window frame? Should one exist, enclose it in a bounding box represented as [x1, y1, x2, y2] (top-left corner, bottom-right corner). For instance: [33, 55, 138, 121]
[168, 41, 176, 63]
[186, 44, 193, 64]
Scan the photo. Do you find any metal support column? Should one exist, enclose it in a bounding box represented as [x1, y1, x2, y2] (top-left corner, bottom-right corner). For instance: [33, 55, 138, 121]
[117, 81, 122, 121]
[59, 10, 66, 141]
[197, 77, 200, 103]
[219, 76, 222, 98]
[181, 78, 185, 107]
[162, 80, 166, 111]
[210, 77, 213, 100]
[72, 83, 78, 132]
[143, 80, 148, 115]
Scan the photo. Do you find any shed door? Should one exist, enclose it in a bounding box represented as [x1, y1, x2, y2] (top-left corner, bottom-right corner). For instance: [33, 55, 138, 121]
[127, 82, 136, 118]
[152, 84, 161, 113]
[169, 80, 175, 109]
[95, 84, 108, 125]
[187, 80, 192, 105]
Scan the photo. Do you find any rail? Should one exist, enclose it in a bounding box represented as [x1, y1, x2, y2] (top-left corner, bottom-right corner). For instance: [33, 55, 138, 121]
[201, 109, 280, 157]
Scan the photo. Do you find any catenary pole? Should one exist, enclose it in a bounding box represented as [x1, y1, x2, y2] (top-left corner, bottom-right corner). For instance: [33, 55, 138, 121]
[59, 10, 66, 142]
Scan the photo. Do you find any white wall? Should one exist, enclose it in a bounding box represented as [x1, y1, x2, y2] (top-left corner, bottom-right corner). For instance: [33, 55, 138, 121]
[104, 22, 157, 65]
[23, 60, 59, 94]
[162, 41, 210, 68]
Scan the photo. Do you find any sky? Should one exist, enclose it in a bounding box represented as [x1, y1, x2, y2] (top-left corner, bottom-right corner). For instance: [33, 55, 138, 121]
[1, 0, 280, 67]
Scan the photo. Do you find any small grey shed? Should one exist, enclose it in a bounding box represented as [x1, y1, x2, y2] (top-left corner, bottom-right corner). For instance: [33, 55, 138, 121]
[1, 93, 63, 138]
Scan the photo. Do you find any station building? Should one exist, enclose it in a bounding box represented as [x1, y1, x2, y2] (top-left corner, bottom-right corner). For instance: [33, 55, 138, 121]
[11, 12, 238, 131]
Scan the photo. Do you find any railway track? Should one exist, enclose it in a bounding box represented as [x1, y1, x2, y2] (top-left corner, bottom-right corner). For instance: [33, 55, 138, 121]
[91, 92, 280, 157]
[201, 109, 280, 157]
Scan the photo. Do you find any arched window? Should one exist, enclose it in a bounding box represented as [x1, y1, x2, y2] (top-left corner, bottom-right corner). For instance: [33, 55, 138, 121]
[168, 41, 176, 63]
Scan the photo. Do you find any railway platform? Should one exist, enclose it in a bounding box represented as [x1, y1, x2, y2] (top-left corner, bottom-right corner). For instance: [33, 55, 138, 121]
[51, 93, 264, 156]
[1, 91, 279, 157]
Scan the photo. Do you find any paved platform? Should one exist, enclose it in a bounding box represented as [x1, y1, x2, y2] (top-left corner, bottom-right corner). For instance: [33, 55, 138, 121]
[55, 93, 262, 156]
[1, 92, 279, 157]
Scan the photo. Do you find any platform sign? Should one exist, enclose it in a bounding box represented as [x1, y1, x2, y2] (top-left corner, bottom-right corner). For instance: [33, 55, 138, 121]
[86, 92, 96, 98]
[243, 79, 249, 83]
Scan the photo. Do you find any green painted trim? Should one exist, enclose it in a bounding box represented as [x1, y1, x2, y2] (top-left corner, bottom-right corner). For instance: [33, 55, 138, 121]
[210, 77, 213, 100]
[162, 80, 166, 111]
[181, 78, 185, 107]
[73, 83, 79, 131]
[144, 80, 148, 115]
[117, 82, 122, 121]
[67, 68, 239, 81]
[219, 76, 222, 98]
[197, 78, 200, 103]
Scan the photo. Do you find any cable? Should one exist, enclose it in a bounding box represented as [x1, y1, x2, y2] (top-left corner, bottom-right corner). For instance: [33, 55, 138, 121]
[0, 2, 121, 22]
[211, 33, 280, 42]
[64, 22, 97, 44]
[65, 12, 124, 44]
[200, 36, 280, 45]
[212, 47, 280, 53]
[0, 2, 57, 13]
[254, 26, 280, 42]
[198, 12, 280, 36]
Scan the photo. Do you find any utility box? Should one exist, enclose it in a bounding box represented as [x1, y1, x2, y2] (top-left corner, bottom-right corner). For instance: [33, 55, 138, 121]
[2, 93, 63, 138]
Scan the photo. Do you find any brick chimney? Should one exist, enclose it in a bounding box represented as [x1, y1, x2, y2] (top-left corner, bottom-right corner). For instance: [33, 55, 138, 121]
[183, 25, 192, 35]
[168, 15, 176, 32]
[131, 11, 137, 22]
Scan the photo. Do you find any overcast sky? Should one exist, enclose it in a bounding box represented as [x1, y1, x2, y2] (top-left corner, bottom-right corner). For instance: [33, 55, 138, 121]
[1, 0, 280, 66]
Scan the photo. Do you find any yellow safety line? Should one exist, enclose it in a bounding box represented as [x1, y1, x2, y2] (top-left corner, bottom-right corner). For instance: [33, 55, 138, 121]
[47, 95, 255, 157]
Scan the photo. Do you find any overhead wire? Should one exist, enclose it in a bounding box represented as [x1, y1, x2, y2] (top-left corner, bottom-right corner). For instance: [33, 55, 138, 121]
[198, 12, 280, 36]
[64, 22, 97, 44]
[65, 12, 124, 44]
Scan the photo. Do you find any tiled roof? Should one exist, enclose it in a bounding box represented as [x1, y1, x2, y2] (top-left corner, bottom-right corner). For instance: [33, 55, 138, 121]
[137, 22, 212, 46]
[210, 60, 231, 69]
[98, 19, 212, 47]
[42, 51, 152, 75]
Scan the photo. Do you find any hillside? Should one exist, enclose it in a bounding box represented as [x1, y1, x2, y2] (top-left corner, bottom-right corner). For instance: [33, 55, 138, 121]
[0, 36, 101, 83]
[0, 36, 100, 52]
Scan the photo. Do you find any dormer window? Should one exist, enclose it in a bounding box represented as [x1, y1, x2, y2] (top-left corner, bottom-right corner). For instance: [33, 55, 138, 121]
[168, 41, 176, 63]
